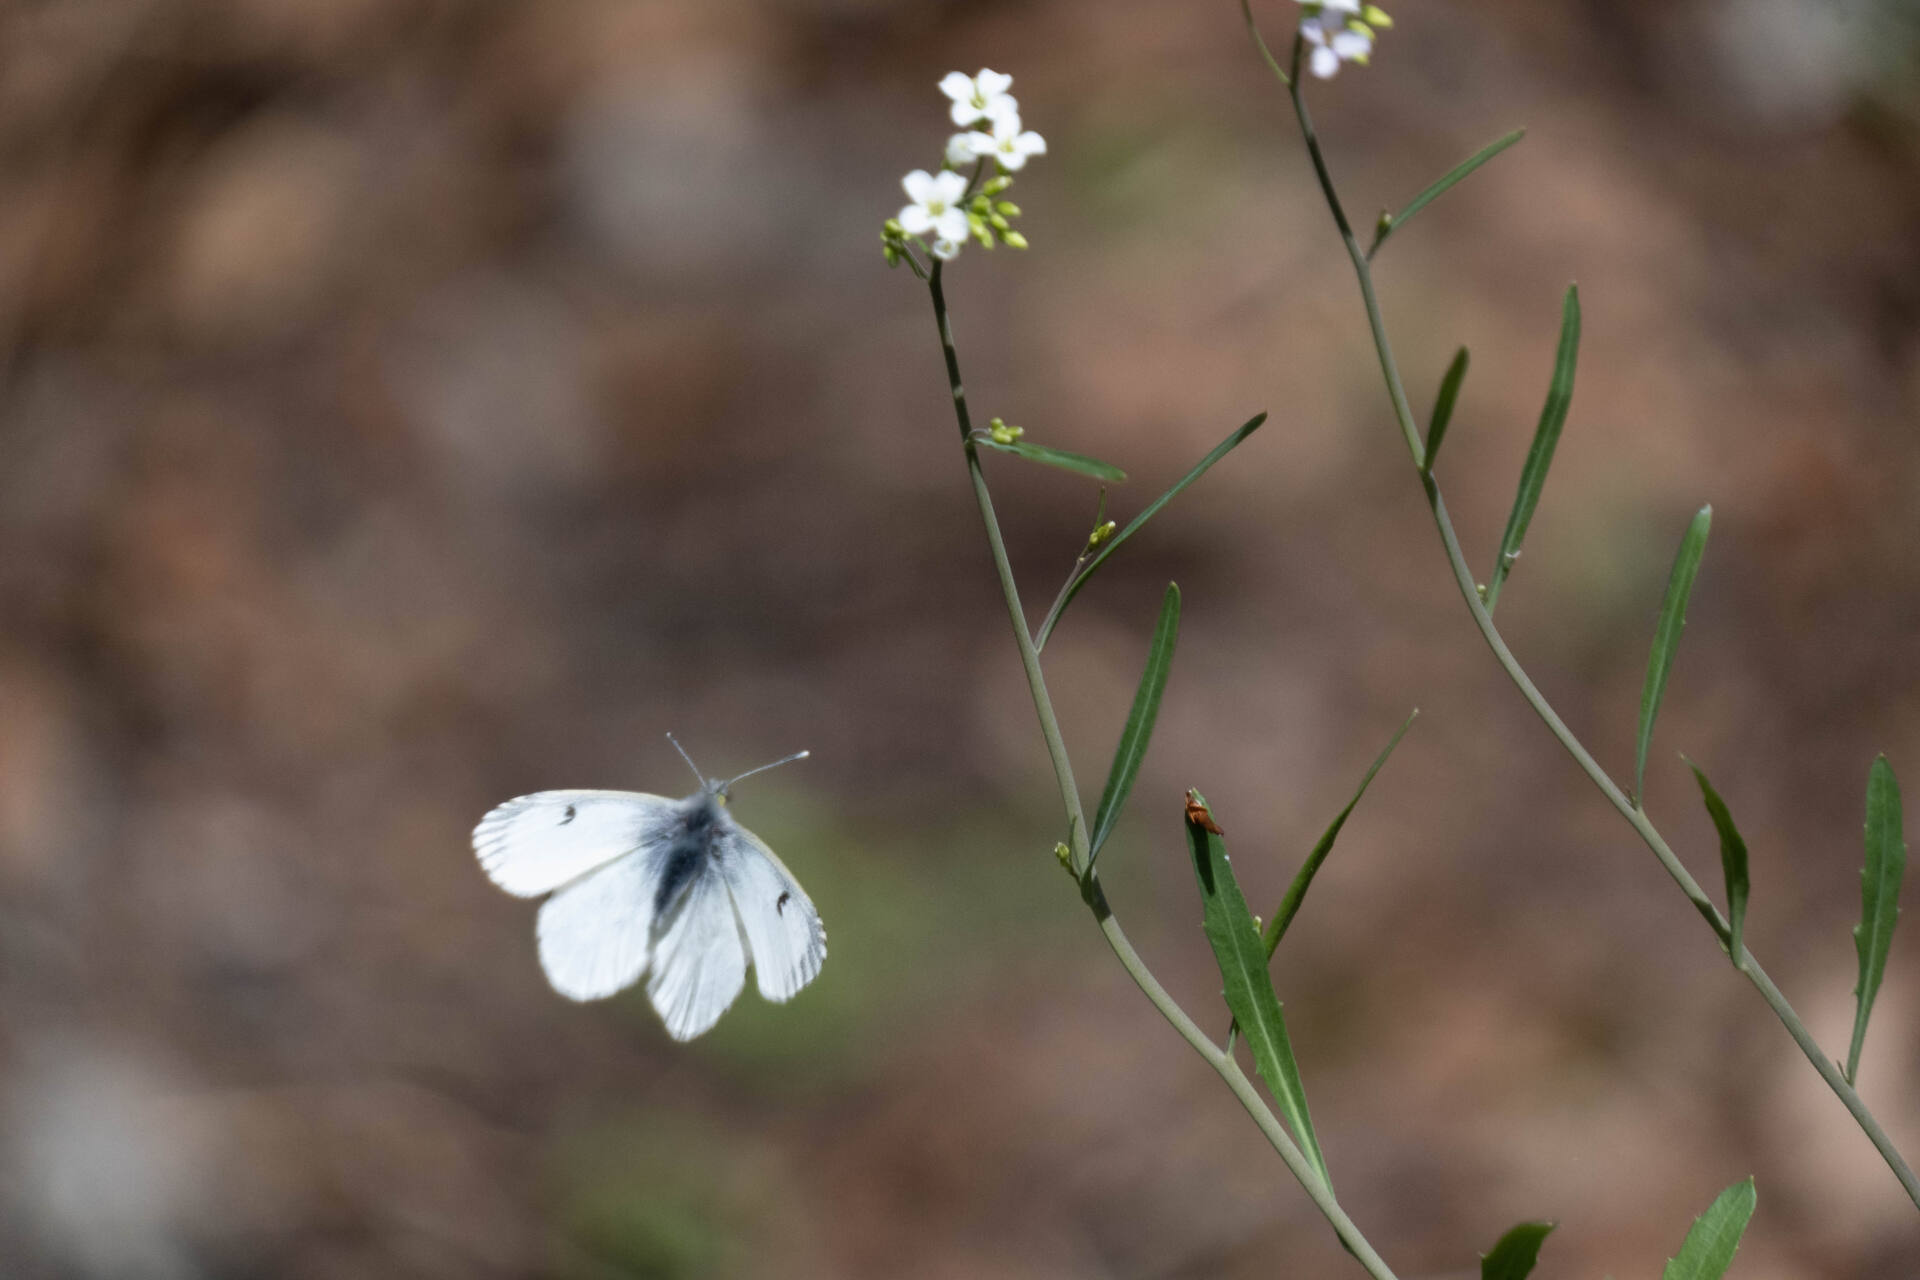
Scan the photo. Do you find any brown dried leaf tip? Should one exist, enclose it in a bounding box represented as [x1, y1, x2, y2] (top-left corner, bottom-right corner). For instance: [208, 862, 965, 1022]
[1184, 789, 1225, 835]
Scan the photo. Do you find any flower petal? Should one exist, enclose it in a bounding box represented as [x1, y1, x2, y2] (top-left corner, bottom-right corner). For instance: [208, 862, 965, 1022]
[1311, 44, 1340, 77]
[939, 71, 974, 101]
[946, 133, 980, 167]
[1331, 29, 1372, 58]
[903, 169, 937, 203]
[977, 69, 1013, 97]
[898, 205, 935, 234]
[929, 169, 969, 203]
[931, 237, 963, 260]
[1017, 131, 1046, 155]
[933, 208, 971, 242]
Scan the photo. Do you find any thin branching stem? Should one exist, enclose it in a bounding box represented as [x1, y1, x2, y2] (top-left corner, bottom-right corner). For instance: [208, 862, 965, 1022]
[924, 261, 1403, 1279]
[1277, 57, 1920, 1212]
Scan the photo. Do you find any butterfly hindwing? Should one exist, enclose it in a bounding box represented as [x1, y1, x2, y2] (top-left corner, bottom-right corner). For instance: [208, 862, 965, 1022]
[645, 861, 749, 1040]
[535, 848, 664, 1001]
[474, 790, 674, 898]
[715, 818, 827, 1003]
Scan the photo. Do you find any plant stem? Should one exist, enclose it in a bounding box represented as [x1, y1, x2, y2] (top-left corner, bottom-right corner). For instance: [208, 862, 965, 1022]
[924, 262, 1403, 1279]
[1282, 69, 1920, 1212]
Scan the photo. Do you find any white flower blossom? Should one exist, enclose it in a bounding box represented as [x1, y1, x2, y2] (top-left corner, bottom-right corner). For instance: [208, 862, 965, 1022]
[898, 169, 971, 243]
[1302, 10, 1373, 79]
[930, 237, 965, 261]
[965, 112, 1047, 171]
[1298, 0, 1388, 79]
[947, 131, 985, 168]
[939, 69, 1018, 127]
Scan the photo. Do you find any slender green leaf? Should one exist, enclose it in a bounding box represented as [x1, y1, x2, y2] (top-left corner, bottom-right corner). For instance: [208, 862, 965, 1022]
[1034, 413, 1266, 649]
[1089, 584, 1181, 861]
[977, 436, 1128, 482]
[1662, 1178, 1756, 1280]
[1481, 1221, 1555, 1280]
[1424, 348, 1469, 475]
[1637, 507, 1712, 802]
[1849, 756, 1906, 1083]
[1369, 129, 1526, 259]
[1686, 760, 1749, 969]
[1483, 285, 1580, 615]
[1185, 789, 1329, 1187]
[1263, 710, 1418, 957]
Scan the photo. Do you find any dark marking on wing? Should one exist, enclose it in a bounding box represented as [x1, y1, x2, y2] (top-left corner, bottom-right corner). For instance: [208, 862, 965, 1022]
[653, 841, 706, 916]
[776, 891, 791, 915]
[560, 804, 577, 825]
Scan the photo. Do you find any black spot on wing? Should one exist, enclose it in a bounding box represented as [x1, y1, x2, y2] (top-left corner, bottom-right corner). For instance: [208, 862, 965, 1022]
[560, 804, 576, 825]
[776, 891, 791, 915]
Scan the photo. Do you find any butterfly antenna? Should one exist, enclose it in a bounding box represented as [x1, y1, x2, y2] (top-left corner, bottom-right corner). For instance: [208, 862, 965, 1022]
[722, 750, 811, 794]
[665, 733, 706, 788]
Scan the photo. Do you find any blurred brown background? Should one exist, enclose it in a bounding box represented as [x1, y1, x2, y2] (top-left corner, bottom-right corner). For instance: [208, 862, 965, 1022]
[2, 0, 1918, 1276]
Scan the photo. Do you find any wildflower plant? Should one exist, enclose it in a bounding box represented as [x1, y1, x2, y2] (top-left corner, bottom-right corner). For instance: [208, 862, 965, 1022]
[880, 18, 1914, 1277]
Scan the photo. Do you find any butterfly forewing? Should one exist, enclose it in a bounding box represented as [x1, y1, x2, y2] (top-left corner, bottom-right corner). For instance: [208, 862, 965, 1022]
[716, 820, 827, 1002]
[474, 790, 676, 898]
[645, 865, 749, 1040]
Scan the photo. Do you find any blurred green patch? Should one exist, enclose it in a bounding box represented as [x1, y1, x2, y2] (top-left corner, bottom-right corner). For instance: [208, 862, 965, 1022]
[549, 1115, 743, 1280]
[604, 785, 1060, 1089]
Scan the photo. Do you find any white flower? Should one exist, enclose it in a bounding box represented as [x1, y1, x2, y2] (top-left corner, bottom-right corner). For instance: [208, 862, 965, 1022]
[930, 237, 965, 261]
[1302, 11, 1373, 79]
[947, 131, 985, 168]
[898, 169, 971, 243]
[939, 68, 1018, 127]
[965, 112, 1047, 171]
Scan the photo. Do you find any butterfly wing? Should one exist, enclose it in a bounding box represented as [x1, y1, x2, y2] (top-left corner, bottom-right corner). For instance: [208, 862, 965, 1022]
[645, 863, 749, 1040]
[473, 790, 675, 897]
[714, 818, 827, 1003]
[534, 849, 670, 1001]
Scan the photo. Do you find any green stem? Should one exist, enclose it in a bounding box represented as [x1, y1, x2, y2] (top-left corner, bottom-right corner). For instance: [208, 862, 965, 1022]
[1282, 71, 1920, 1213]
[925, 262, 1402, 1280]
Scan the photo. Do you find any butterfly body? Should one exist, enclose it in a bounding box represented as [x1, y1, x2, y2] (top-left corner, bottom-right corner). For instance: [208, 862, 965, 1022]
[474, 756, 825, 1041]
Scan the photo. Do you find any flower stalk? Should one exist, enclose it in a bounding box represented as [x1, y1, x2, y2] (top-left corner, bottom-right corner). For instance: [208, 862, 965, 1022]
[1263, 24, 1920, 1212]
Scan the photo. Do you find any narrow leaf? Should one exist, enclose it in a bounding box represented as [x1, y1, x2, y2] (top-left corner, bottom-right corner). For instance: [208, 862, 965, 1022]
[1848, 756, 1906, 1083]
[1637, 506, 1712, 802]
[1185, 789, 1329, 1187]
[1662, 1178, 1756, 1280]
[1424, 348, 1469, 475]
[1263, 710, 1417, 957]
[1369, 129, 1526, 259]
[1483, 285, 1580, 615]
[1089, 584, 1181, 860]
[1481, 1221, 1555, 1280]
[1687, 760, 1749, 969]
[977, 436, 1128, 482]
[1034, 413, 1266, 649]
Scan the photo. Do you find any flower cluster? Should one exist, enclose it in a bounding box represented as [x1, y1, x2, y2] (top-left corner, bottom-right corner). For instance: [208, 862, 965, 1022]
[1297, 0, 1393, 79]
[884, 69, 1045, 267]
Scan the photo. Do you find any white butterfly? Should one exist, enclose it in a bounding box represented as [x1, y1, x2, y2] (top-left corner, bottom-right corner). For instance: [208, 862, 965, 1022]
[473, 737, 826, 1040]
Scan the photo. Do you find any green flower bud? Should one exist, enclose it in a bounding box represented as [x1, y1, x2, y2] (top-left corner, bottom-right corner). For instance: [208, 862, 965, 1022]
[1054, 841, 1072, 870]
[1362, 4, 1393, 27]
[995, 201, 1021, 218]
[982, 175, 1013, 196]
[1003, 230, 1029, 250]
